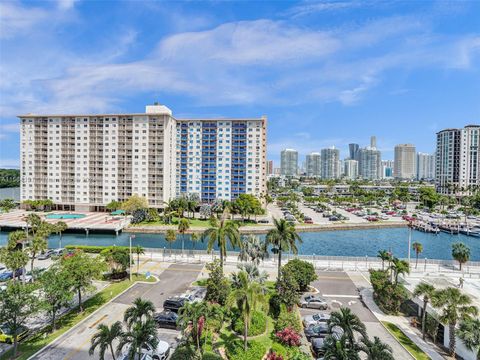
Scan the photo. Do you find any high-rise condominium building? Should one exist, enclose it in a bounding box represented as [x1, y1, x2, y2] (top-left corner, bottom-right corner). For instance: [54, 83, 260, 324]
[320, 147, 340, 179]
[19, 104, 267, 210]
[343, 159, 358, 180]
[306, 152, 321, 177]
[348, 143, 359, 161]
[358, 136, 381, 180]
[280, 149, 298, 176]
[417, 153, 435, 180]
[436, 125, 480, 195]
[394, 144, 416, 179]
[381, 160, 394, 179]
[266, 160, 274, 176]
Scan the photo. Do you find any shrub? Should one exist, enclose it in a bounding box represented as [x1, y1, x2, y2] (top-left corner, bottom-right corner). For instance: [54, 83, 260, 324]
[202, 352, 223, 360]
[131, 208, 147, 224]
[266, 351, 284, 360]
[275, 327, 301, 347]
[226, 339, 267, 360]
[269, 292, 282, 319]
[283, 259, 317, 292]
[205, 260, 231, 305]
[234, 310, 267, 336]
[275, 268, 300, 310]
[170, 345, 200, 360]
[65, 245, 129, 253]
[369, 269, 409, 314]
[275, 309, 302, 333]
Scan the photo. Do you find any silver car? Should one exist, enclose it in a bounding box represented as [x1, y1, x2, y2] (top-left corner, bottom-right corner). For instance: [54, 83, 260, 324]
[302, 313, 331, 328]
[299, 295, 328, 310]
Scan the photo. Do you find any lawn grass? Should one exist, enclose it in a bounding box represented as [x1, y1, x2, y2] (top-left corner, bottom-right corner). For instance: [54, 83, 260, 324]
[0, 274, 153, 360]
[382, 321, 430, 360]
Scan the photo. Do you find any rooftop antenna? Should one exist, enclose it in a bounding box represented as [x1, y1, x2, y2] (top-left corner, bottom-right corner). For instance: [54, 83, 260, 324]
[154, 101, 159, 105]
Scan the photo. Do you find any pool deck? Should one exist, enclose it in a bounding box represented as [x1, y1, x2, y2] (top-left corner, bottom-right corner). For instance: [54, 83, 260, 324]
[0, 210, 130, 234]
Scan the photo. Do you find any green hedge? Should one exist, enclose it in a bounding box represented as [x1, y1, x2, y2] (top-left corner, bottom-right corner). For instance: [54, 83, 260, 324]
[65, 245, 129, 253]
[202, 352, 223, 360]
[274, 309, 302, 333]
[226, 340, 267, 360]
[233, 310, 267, 336]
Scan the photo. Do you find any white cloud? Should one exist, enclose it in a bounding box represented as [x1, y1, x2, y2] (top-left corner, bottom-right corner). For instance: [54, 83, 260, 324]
[0, 2, 49, 39]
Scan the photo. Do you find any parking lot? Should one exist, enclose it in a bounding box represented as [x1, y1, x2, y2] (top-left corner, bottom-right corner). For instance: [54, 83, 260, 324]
[33, 262, 204, 360]
[300, 271, 412, 359]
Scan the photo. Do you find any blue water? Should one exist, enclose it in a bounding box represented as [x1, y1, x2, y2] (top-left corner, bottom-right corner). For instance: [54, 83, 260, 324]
[0, 228, 478, 261]
[45, 213, 86, 219]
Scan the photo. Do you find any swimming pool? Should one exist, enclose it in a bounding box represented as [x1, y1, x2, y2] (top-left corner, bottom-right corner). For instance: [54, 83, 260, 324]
[45, 213, 86, 220]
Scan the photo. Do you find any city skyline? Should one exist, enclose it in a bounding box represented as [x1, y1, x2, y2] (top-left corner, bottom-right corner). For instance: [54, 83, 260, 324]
[1, 1, 480, 167]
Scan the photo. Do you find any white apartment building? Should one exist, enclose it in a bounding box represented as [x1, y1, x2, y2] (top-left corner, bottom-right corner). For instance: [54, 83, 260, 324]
[436, 125, 480, 196]
[320, 147, 340, 179]
[280, 149, 298, 176]
[358, 136, 382, 180]
[305, 152, 321, 177]
[381, 160, 394, 179]
[19, 104, 267, 210]
[394, 144, 416, 179]
[417, 152, 435, 180]
[343, 159, 358, 180]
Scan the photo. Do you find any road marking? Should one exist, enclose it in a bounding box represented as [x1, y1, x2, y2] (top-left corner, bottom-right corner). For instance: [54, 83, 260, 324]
[323, 294, 360, 298]
[89, 314, 108, 329]
[316, 275, 352, 281]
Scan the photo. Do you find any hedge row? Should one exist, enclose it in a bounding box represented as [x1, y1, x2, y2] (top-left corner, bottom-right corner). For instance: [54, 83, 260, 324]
[65, 245, 130, 253]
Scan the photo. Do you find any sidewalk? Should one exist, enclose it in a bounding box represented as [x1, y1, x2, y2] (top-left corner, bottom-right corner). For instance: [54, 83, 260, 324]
[360, 288, 444, 360]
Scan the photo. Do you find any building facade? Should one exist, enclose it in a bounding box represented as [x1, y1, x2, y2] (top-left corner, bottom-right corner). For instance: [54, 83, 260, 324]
[280, 149, 298, 176]
[19, 104, 267, 210]
[394, 144, 417, 179]
[436, 125, 480, 196]
[381, 160, 394, 179]
[417, 152, 435, 180]
[266, 160, 274, 176]
[348, 143, 359, 161]
[320, 147, 340, 179]
[358, 136, 381, 180]
[343, 159, 358, 180]
[305, 152, 321, 177]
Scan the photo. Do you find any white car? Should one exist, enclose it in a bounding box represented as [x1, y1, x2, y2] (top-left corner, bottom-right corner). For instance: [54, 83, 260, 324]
[302, 313, 331, 328]
[122, 339, 170, 360]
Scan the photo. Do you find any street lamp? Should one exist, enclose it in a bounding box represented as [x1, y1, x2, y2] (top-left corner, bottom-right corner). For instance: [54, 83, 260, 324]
[407, 221, 412, 266]
[129, 234, 136, 281]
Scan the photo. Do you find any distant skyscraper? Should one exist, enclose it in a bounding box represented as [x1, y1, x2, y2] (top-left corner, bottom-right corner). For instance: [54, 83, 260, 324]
[370, 136, 377, 148]
[306, 152, 321, 177]
[320, 147, 340, 179]
[394, 144, 417, 179]
[348, 143, 359, 160]
[358, 136, 381, 180]
[417, 153, 435, 180]
[344, 159, 358, 180]
[266, 160, 274, 176]
[381, 160, 394, 179]
[280, 149, 298, 176]
[436, 125, 480, 195]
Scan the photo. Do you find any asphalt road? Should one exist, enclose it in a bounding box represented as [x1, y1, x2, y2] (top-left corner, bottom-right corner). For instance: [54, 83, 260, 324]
[32, 262, 204, 360]
[300, 271, 412, 359]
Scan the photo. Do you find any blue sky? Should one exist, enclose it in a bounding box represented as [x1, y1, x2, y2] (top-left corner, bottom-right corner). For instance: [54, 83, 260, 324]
[1, 0, 479, 168]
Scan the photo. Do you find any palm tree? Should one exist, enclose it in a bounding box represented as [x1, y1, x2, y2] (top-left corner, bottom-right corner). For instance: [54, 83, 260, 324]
[190, 232, 199, 250]
[89, 321, 124, 360]
[377, 250, 391, 271]
[389, 257, 410, 285]
[178, 301, 208, 352]
[458, 318, 480, 360]
[323, 334, 360, 360]
[228, 271, 266, 351]
[165, 229, 177, 256]
[452, 242, 471, 271]
[133, 245, 144, 273]
[412, 242, 423, 269]
[358, 336, 394, 360]
[413, 282, 436, 340]
[432, 287, 479, 357]
[265, 218, 302, 279]
[54, 221, 68, 248]
[116, 319, 158, 360]
[328, 307, 367, 346]
[238, 234, 268, 265]
[123, 297, 156, 329]
[27, 235, 48, 273]
[202, 217, 240, 272]
[178, 218, 190, 255]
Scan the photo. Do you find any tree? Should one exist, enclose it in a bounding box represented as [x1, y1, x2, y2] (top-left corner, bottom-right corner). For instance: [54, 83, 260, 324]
[452, 242, 471, 271]
[133, 245, 144, 273]
[165, 229, 177, 256]
[328, 307, 367, 346]
[190, 232, 199, 250]
[205, 260, 230, 306]
[202, 217, 240, 272]
[323, 334, 360, 360]
[358, 336, 394, 360]
[178, 301, 208, 352]
[282, 259, 317, 292]
[53, 221, 68, 248]
[116, 319, 158, 360]
[40, 265, 73, 331]
[124, 297, 156, 329]
[413, 282, 436, 340]
[266, 218, 302, 279]
[389, 257, 410, 285]
[178, 218, 190, 254]
[0, 246, 28, 282]
[0, 282, 40, 357]
[106, 200, 121, 212]
[432, 287, 478, 357]
[275, 267, 300, 311]
[121, 195, 148, 214]
[199, 204, 212, 220]
[228, 271, 266, 351]
[0, 198, 16, 213]
[412, 242, 423, 269]
[238, 234, 268, 265]
[90, 321, 124, 360]
[377, 250, 392, 271]
[100, 247, 130, 278]
[27, 235, 48, 273]
[458, 318, 480, 360]
[61, 250, 105, 312]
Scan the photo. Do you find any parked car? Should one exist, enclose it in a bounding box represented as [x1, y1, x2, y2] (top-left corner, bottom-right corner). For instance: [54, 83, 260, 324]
[38, 250, 54, 260]
[0, 268, 24, 282]
[51, 248, 66, 257]
[311, 337, 326, 357]
[304, 218, 314, 224]
[304, 323, 329, 340]
[302, 313, 331, 328]
[122, 338, 170, 360]
[163, 296, 188, 312]
[0, 266, 7, 274]
[0, 324, 28, 344]
[119, 354, 154, 360]
[258, 219, 270, 224]
[299, 295, 328, 310]
[154, 311, 178, 329]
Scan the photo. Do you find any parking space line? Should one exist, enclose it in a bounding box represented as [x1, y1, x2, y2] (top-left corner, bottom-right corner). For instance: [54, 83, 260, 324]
[323, 294, 360, 298]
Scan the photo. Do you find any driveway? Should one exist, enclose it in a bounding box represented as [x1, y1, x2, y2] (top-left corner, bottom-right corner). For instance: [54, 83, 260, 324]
[32, 262, 204, 360]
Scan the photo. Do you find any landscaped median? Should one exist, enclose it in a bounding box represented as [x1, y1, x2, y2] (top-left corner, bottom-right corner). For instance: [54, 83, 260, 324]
[0, 274, 155, 360]
[382, 321, 430, 360]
